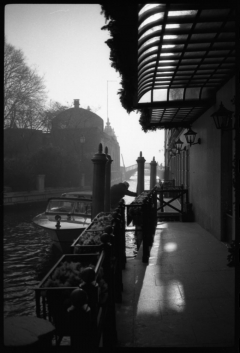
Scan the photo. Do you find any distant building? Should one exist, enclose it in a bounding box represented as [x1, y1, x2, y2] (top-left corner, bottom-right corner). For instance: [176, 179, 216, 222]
[50, 99, 121, 188]
[4, 99, 122, 189]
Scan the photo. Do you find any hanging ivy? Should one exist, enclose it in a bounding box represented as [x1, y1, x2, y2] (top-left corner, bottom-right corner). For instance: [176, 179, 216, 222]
[101, 4, 138, 114]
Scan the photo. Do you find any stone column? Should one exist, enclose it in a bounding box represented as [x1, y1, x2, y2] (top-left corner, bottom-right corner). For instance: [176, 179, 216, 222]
[136, 151, 145, 195]
[104, 146, 113, 212]
[150, 156, 157, 190]
[91, 143, 108, 219]
[37, 175, 45, 192]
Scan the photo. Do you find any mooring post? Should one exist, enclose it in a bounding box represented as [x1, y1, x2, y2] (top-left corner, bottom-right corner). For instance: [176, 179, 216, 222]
[91, 143, 108, 219]
[150, 156, 157, 190]
[104, 146, 113, 212]
[136, 151, 145, 195]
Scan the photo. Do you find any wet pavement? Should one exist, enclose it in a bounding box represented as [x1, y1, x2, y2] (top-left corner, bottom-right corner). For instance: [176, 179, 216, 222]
[115, 222, 235, 347]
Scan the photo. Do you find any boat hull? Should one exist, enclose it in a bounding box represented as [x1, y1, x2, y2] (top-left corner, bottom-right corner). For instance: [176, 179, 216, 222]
[33, 214, 90, 253]
[45, 227, 85, 253]
[32, 197, 92, 253]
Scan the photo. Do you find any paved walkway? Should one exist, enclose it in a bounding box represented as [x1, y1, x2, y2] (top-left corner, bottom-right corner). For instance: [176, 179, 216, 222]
[116, 222, 235, 347]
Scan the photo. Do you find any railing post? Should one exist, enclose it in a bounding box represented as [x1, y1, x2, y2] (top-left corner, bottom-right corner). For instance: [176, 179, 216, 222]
[181, 184, 184, 213]
[160, 183, 164, 212]
[153, 186, 158, 227]
[104, 146, 113, 212]
[136, 151, 145, 195]
[91, 143, 108, 219]
[142, 199, 150, 263]
[150, 157, 157, 190]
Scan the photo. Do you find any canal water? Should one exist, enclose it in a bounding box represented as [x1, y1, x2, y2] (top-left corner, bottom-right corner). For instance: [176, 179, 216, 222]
[4, 172, 150, 319]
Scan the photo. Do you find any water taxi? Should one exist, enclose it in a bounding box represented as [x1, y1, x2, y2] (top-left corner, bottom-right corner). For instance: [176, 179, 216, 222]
[33, 196, 92, 252]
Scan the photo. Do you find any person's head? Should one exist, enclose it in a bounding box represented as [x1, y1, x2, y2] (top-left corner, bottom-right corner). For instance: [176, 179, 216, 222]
[123, 181, 129, 189]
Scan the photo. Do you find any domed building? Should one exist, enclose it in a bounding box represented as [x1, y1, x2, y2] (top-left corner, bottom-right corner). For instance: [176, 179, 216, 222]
[51, 99, 103, 131]
[50, 99, 121, 188]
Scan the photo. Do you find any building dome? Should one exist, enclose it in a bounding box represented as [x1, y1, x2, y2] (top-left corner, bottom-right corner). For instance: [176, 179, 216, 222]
[51, 99, 103, 131]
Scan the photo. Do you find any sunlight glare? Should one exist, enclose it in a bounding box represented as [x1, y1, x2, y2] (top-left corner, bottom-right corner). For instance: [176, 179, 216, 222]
[163, 242, 177, 252]
[139, 4, 162, 16]
[139, 13, 165, 30]
[162, 45, 175, 48]
[168, 10, 197, 17]
[160, 53, 175, 56]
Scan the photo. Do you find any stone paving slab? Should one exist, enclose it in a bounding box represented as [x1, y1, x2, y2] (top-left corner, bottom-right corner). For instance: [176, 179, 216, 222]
[115, 222, 236, 348]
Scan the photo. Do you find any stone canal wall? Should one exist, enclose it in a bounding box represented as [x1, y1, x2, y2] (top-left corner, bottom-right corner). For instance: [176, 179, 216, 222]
[4, 187, 84, 206]
[4, 176, 122, 206]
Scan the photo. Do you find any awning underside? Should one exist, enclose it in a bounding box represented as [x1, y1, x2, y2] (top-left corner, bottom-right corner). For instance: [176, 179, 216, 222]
[138, 3, 236, 127]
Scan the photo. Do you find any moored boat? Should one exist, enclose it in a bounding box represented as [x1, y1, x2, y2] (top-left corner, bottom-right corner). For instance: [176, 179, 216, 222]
[33, 197, 92, 253]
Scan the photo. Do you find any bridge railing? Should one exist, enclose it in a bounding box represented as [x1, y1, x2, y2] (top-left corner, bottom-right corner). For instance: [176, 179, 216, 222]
[125, 163, 164, 173]
[125, 164, 137, 172]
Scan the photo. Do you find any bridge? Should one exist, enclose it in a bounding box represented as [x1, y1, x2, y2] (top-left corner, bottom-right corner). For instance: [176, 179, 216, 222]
[122, 163, 164, 181]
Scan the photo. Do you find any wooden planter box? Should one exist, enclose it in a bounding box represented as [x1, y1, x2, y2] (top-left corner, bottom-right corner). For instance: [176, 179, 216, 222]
[71, 212, 114, 254]
[34, 252, 105, 337]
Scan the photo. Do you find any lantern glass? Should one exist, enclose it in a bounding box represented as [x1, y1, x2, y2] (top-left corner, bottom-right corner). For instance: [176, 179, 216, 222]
[211, 102, 233, 130]
[184, 127, 197, 145]
[175, 137, 183, 151]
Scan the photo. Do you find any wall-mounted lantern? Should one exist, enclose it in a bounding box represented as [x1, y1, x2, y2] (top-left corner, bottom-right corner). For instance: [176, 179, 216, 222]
[211, 102, 233, 131]
[184, 127, 201, 147]
[169, 150, 176, 158]
[175, 137, 186, 153]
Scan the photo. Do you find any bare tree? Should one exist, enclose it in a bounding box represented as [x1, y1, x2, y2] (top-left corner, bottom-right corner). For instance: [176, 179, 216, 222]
[4, 38, 47, 129]
[41, 100, 70, 132]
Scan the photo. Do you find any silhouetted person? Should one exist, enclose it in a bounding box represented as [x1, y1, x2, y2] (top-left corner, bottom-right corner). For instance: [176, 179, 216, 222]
[110, 181, 137, 210]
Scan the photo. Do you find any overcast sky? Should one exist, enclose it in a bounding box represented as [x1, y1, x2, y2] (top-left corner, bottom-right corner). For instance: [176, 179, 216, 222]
[5, 4, 165, 167]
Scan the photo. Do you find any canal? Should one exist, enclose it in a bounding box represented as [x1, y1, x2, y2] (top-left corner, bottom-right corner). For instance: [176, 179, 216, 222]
[4, 173, 150, 319]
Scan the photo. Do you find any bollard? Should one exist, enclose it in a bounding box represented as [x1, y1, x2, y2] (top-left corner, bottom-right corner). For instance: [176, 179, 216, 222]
[136, 151, 145, 195]
[104, 146, 113, 212]
[150, 157, 157, 190]
[91, 143, 108, 219]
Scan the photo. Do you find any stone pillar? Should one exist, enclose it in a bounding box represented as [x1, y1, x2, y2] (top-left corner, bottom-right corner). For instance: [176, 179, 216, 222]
[37, 175, 45, 192]
[136, 151, 145, 195]
[104, 146, 113, 212]
[150, 156, 157, 189]
[91, 143, 108, 219]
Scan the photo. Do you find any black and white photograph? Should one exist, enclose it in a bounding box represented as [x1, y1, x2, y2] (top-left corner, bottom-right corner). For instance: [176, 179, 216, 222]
[4, 2, 239, 349]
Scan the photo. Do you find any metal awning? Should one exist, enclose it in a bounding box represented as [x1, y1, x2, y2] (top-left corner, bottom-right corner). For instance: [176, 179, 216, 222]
[137, 3, 236, 128]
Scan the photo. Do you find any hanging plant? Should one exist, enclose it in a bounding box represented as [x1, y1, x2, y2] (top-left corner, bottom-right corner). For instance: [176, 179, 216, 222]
[101, 4, 138, 114]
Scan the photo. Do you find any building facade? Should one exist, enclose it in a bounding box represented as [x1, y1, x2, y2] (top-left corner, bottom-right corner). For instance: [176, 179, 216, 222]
[165, 77, 235, 243]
